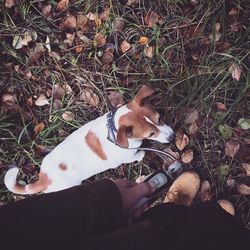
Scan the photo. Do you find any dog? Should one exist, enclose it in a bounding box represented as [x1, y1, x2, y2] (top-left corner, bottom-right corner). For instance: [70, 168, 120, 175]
[4, 85, 174, 194]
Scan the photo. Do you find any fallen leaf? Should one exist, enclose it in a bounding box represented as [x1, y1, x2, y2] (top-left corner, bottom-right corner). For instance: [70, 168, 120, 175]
[225, 140, 240, 158]
[56, 0, 69, 11]
[64, 33, 75, 47]
[62, 111, 74, 121]
[60, 15, 77, 30]
[175, 130, 189, 151]
[198, 180, 213, 202]
[45, 36, 51, 52]
[144, 46, 154, 58]
[42, 4, 52, 18]
[228, 7, 238, 16]
[12, 30, 37, 49]
[100, 8, 110, 21]
[145, 11, 159, 27]
[53, 99, 63, 110]
[184, 109, 199, 124]
[29, 43, 45, 64]
[62, 84, 73, 95]
[5, 0, 15, 8]
[34, 122, 45, 135]
[102, 50, 114, 65]
[1, 93, 18, 111]
[242, 163, 250, 176]
[86, 12, 97, 21]
[215, 102, 226, 111]
[126, 0, 139, 6]
[138, 36, 149, 45]
[120, 40, 131, 53]
[94, 33, 106, 47]
[35, 94, 49, 106]
[181, 149, 193, 163]
[112, 17, 125, 32]
[218, 124, 232, 139]
[209, 23, 221, 42]
[52, 84, 65, 100]
[238, 118, 250, 130]
[76, 14, 88, 30]
[188, 122, 198, 135]
[80, 88, 99, 107]
[108, 91, 124, 107]
[237, 184, 250, 195]
[229, 63, 241, 82]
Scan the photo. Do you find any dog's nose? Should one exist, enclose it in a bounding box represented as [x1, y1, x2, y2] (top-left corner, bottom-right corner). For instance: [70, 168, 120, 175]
[168, 133, 175, 142]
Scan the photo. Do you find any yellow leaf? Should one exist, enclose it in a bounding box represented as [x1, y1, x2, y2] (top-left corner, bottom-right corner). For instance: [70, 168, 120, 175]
[138, 36, 149, 45]
[120, 40, 131, 53]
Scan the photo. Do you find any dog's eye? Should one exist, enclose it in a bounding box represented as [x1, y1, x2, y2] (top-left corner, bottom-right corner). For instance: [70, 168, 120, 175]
[149, 131, 155, 137]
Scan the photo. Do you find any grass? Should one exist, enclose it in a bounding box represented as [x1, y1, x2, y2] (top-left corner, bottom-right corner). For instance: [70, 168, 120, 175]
[0, 0, 250, 228]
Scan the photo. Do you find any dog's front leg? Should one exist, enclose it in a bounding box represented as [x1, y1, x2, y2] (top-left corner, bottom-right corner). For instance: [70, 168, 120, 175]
[123, 150, 145, 163]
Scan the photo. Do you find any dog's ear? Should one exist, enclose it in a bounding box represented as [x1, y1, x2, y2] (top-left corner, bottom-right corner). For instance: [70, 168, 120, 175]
[134, 85, 155, 106]
[117, 126, 133, 148]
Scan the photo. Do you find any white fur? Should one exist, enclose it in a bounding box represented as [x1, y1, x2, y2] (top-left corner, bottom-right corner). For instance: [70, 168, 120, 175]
[4, 105, 174, 193]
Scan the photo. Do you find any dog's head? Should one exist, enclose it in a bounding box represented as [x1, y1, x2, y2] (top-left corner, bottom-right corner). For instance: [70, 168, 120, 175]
[116, 85, 174, 148]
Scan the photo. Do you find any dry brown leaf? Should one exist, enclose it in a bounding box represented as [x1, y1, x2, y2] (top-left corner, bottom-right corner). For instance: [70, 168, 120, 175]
[138, 36, 149, 45]
[215, 102, 226, 111]
[76, 14, 88, 30]
[144, 46, 154, 58]
[62, 84, 73, 95]
[53, 99, 63, 110]
[64, 33, 75, 47]
[100, 9, 110, 21]
[86, 12, 97, 21]
[120, 40, 131, 53]
[184, 109, 199, 124]
[237, 184, 250, 195]
[112, 17, 124, 32]
[94, 33, 106, 47]
[181, 149, 193, 163]
[60, 15, 77, 30]
[35, 94, 49, 106]
[5, 0, 15, 8]
[102, 50, 114, 65]
[13, 30, 37, 49]
[29, 43, 45, 64]
[198, 180, 213, 202]
[108, 91, 124, 107]
[228, 7, 238, 16]
[126, 0, 139, 6]
[56, 0, 69, 11]
[229, 63, 241, 82]
[188, 122, 198, 135]
[52, 84, 65, 100]
[34, 122, 45, 135]
[242, 163, 250, 176]
[62, 111, 74, 121]
[225, 140, 240, 158]
[145, 11, 159, 27]
[42, 4, 52, 18]
[80, 89, 99, 107]
[175, 130, 189, 151]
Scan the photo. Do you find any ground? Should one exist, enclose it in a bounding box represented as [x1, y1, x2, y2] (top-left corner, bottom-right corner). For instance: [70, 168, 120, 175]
[0, 0, 249, 229]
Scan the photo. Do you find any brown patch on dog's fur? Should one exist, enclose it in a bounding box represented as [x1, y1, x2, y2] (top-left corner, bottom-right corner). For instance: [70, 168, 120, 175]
[13, 172, 52, 194]
[85, 130, 107, 160]
[59, 163, 67, 171]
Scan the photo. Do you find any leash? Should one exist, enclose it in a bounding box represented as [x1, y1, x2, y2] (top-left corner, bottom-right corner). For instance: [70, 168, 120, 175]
[106, 109, 177, 162]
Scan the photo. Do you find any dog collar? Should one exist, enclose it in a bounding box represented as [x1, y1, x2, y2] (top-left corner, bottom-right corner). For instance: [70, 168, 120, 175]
[106, 108, 118, 145]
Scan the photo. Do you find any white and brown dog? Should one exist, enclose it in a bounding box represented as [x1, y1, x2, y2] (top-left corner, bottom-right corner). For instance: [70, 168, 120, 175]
[4, 85, 174, 194]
